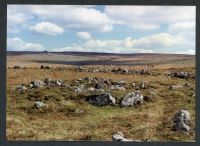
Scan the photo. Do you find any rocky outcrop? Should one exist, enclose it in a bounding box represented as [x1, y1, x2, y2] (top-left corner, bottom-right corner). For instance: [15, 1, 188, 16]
[29, 80, 45, 89]
[88, 93, 116, 106]
[121, 90, 144, 107]
[170, 71, 191, 79]
[173, 109, 191, 132]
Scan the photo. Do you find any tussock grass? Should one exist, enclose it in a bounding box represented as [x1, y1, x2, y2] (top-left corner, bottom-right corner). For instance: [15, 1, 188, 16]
[6, 63, 195, 141]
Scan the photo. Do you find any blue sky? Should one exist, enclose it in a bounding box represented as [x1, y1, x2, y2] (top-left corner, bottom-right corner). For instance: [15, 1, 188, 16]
[7, 5, 195, 54]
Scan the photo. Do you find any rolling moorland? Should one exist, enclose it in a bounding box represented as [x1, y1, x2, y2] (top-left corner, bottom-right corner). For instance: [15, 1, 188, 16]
[6, 51, 195, 141]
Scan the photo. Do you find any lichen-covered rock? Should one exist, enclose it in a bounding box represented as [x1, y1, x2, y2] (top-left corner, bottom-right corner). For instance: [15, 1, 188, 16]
[55, 80, 62, 86]
[16, 84, 27, 93]
[49, 80, 62, 87]
[30, 80, 45, 89]
[121, 90, 144, 107]
[88, 93, 116, 106]
[112, 132, 140, 142]
[74, 85, 85, 93]
[34, 101, 48, 109]
[173, 109, 191, 132]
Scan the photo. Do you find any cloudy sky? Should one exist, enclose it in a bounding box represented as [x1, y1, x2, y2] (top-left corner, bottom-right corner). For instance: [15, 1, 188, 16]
[7, 5, 195, 54]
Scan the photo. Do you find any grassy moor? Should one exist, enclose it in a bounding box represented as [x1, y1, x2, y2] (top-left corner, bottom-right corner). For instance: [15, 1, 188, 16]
[6, 52, 195, 141]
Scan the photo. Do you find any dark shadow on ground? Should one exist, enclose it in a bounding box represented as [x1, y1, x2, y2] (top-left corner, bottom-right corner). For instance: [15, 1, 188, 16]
[31, 59, 153, 66]
[30, 59, 192, 66]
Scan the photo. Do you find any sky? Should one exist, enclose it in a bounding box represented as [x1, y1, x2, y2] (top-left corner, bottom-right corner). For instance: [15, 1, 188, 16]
[7, 5, 195, 54]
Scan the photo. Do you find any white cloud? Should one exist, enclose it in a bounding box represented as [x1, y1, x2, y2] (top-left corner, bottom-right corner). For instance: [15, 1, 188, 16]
[76, 32, 92, 40]
[168, 21, 195, 39]
[7, 37, 45, 51]
[8, 5, 113, 33]
[52, 33, 189, 54]
[7, 5, 195, 55]
[132, 23, 160, 30]
[7, 5, 33, 34]
[169, 21, 195, 31]
[7, 5, 195, 34]
[7, 6, 33, 25]
[105, 6, 195, 30]
[30, 21, 64, 35]
[132, 33, 185, 49]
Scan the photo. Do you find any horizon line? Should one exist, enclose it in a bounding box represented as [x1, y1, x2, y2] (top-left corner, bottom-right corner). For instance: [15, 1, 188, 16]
[7, 50, 195, 55]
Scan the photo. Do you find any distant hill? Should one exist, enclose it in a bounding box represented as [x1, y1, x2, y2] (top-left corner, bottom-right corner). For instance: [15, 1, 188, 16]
[7, 51, 195, 67]
[7, 51, 195, 57]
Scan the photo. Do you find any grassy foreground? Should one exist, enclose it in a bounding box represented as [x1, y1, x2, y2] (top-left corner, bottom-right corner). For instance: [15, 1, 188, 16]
[6, 64, 195, 141]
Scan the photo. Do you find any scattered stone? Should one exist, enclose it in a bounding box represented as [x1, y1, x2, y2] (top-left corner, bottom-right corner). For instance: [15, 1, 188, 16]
[184, 83, 190, 87]
[44, 77, 51, 84]
[104, 79, 112, 85]
[112, 132, 140, 142]
[75, 78, 83, 82]
[75, 85, 85, 93]
[74, 108, 85, 114]
[16, 84, 27, 93]
[148, 64, 154, 67]
[88, 93, 116, 106]
[29, 83, 33, 88]
[112, 80, 126, 86]
[88, 87, 95, 91]
[170, 85, 183, 90]
[13, 66, 20, 69]
[95, 83, 103, 89]
[141, 81, 145, 89]
[49, 80, 63, 87]
[34, 101, 48, 109]
[170, 71, 191, 79]
[131, 82, 136, 88]
[55, 80, 62, 86]
[111, 85, 125, 91]
[30, 80, 45, 89]
[74, 66, 85, 71]
[173, 109, 191, 132]
[40, 65, 51, 69]
[97, 89, 105, 92]
[140, 69, 151, 75]
[84, 77, 94, 83]
[121, 90, 144, 107]
[61, 83, 70, 88]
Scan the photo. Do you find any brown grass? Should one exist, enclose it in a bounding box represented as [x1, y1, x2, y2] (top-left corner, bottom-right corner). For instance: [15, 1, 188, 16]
[6, 60, 195, 141]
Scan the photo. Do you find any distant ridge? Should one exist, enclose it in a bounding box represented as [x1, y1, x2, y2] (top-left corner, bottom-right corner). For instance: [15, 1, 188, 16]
[7, 51, 195, 56]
